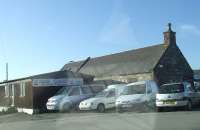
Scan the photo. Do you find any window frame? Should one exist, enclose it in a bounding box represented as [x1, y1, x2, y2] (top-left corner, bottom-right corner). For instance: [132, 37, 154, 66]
[68, 87, 81, 96]
[81, 87, 92, 95]
[20, 82, 26, 97]
[5, 84, 10, 97]
[106, 89, 115, 97]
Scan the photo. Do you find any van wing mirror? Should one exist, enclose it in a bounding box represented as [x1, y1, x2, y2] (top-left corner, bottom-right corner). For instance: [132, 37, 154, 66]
[119, 92, 123, 96]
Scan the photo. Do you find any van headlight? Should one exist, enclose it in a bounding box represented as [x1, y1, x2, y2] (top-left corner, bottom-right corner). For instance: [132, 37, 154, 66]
[82, 102, 94, 106]
[116, 100, 121, 104]
[48, 100, 59, 104]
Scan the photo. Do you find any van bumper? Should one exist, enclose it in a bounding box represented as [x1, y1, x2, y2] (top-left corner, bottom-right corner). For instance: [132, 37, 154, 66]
[156, 100, 188, 107]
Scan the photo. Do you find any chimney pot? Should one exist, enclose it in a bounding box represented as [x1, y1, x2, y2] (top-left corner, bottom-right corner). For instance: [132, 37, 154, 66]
[163, 23, 176, 45]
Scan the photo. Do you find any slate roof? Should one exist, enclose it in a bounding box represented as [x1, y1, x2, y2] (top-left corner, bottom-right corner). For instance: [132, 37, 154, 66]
[62, 44, 168, 77]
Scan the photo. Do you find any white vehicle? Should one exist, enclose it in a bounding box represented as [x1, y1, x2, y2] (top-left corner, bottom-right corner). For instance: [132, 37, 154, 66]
[79, 84, 126, 112]
[194, 81, 200, 101]
[115, 80, 158, 112]
[46, 85, 93, 112]
[156, 82, 200, 111]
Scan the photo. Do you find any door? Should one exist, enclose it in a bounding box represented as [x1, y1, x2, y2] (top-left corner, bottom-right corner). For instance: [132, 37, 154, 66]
[80, 87, 93, 100]
[68, 87, 82, 105]
[185, 84, 198, 104]
[105, 90, 116, 108]
[146, 84, 156, 107]
[146, 84, 154, 101]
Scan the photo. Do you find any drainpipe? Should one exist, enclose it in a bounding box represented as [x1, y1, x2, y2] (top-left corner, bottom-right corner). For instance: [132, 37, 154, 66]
[11, 84, 15, 107]
[6, 63, 8, 81]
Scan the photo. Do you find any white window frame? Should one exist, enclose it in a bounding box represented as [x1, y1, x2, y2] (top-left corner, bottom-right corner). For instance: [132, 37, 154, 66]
[5, 84, 10, 97]
[20, 82, 26, 97]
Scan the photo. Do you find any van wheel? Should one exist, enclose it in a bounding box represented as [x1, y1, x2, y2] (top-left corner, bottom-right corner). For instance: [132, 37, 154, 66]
[116, 107, 123, 113]
[97, 104, 105, 113]
[185, 100, 192, 111]
[74, 103, 80, 112]
[60, 103, 71, 113]
[156, 107, 162, 112]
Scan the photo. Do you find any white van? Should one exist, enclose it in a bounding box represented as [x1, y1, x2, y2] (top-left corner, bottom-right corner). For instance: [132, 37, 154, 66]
[156, 82, 200, 111]
[79, 84, 126, 112]
[115, 80, 158, 112]
[46, 85, 93, 112]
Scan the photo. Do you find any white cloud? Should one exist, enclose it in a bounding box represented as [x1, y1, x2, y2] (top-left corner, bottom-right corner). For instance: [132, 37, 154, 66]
[98, 2, 138, 46]
[180, 24, 200, 36]
[99, 15, 137, 44]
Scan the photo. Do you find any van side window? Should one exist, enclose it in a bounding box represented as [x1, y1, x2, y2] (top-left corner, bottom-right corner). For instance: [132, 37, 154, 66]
[107, 90, 115, 97]
[123, 84, 146, 95]
[81, 87, 92, 94]
[69, 87, 80, 96]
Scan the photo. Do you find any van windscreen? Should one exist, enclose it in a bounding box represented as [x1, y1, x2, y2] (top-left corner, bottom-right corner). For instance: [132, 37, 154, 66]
[159, 83, 184, 94]
[55, 86, 72, 95]
[122, 84, 146, 95]
[95, 89, 110, 97]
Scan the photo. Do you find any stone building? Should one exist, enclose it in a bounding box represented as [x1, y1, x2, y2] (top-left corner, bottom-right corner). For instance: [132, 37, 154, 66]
[62, 24, 193, 85]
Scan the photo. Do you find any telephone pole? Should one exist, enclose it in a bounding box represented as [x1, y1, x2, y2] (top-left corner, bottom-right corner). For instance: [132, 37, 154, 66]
[6, 62, 8, 81]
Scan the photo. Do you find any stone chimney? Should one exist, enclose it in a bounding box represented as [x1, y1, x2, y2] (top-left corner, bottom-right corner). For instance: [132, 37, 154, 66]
[163, 23, 176, 45]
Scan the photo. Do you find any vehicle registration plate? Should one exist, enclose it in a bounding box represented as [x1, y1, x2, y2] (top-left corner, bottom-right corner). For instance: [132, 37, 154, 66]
[163, 101, 176, 105]
[47, 106, 55, 110]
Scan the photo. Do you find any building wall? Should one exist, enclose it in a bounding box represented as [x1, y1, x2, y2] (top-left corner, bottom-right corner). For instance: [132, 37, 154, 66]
[94, 72, 153, 83]
[0, 85, 10, 107]
[0, 79, 33, 109]
[14, 81, 33, 109]
[154, 44, 193, 85]
[0, 80, 64, 113]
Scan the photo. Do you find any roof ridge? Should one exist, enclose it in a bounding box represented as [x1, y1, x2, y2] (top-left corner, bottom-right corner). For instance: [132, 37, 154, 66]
[91, 43, 164, 59]
[65, 43, 165, 64]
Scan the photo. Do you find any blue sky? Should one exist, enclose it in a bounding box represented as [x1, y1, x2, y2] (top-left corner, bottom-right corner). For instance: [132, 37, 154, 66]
[0, 0, 200, 81]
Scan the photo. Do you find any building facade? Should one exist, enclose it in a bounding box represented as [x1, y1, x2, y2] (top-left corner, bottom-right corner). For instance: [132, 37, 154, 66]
[0, 70, 93, 114]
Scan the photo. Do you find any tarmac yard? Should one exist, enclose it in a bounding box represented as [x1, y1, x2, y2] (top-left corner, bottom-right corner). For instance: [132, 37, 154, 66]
[0, 110, 200, 130]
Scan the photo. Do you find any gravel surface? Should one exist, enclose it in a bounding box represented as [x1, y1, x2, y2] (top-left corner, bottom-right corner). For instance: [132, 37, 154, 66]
[0, 110, 200, 130]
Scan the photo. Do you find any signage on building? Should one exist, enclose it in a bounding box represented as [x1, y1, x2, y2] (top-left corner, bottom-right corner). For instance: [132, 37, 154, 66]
[32, 78, 83, 87]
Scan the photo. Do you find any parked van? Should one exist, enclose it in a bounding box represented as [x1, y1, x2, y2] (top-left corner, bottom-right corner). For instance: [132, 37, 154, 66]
[156, 82, 200, 111]
[115, 80, 158, 112]
[46, 85, 93, 112]
[79, 84, 126, 112]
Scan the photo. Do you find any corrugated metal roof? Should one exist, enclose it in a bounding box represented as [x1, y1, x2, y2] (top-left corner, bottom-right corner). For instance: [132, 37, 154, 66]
[62, 44, 167, 77]
[0, 70, 94, 84]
